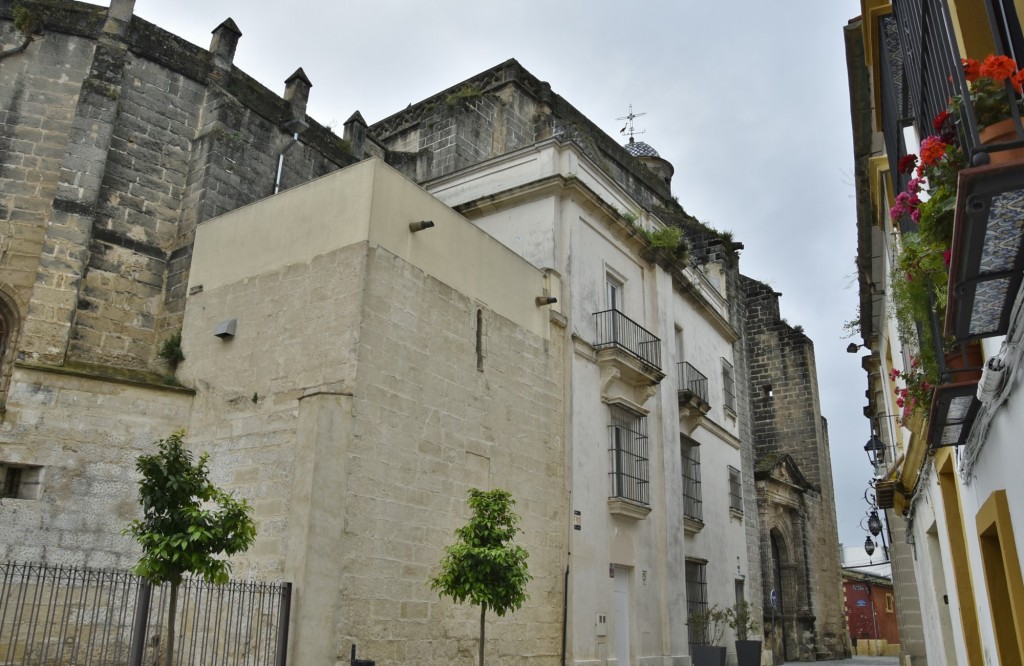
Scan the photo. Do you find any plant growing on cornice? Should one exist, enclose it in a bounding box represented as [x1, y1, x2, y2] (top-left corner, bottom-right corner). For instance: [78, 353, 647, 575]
[158, 330, 185, 368]
[954, 55, 1024, 130]
[445, 84, 483, 109]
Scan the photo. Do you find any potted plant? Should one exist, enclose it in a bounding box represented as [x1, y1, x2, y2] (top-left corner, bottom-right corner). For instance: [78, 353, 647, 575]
[888, 108, 971, 415]
[728, 601, 763, 666]
[955, 54, 1024, 160]
[688, 605, 728, 666]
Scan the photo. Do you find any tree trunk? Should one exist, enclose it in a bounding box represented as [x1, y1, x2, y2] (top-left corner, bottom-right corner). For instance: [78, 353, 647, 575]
[165, 583, 178, 666]
[479, 603, 486, 666]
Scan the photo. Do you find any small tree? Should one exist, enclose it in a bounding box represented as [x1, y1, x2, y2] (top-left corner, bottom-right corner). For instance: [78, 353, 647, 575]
[430, 488, 532, 666]
[125, 431, 256, 666]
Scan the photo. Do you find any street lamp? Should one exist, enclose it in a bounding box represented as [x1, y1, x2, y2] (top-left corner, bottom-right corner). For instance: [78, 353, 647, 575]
[863, 434, 886, 470]
[864, 535, 876, 557]
[867, 510, 883, 537]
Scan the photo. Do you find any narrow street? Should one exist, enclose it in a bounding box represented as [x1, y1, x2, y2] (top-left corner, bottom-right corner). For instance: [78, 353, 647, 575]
[790, 657, 898, 666]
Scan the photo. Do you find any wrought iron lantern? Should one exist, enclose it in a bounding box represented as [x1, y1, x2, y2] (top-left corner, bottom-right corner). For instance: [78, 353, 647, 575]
[863, 434, 886, 469]
[867, 509, 883, 537]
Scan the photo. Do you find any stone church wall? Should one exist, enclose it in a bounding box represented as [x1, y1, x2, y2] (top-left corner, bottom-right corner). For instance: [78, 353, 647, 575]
[0, 0, 354, 377]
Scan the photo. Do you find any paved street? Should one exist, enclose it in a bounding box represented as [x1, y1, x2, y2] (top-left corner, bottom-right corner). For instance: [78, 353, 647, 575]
[788, 656, 898, 666]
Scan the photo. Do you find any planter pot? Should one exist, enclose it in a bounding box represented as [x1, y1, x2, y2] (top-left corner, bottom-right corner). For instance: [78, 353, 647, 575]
[979, 118, 1024, 165]
[692, 645, 727, 666]
[944, 342, 983, 384]
[735, 640, 763, 666]
[875, 479, 897, 509]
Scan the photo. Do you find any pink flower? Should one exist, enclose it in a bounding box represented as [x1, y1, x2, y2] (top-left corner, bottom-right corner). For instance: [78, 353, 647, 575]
[943, 249, 952, 267]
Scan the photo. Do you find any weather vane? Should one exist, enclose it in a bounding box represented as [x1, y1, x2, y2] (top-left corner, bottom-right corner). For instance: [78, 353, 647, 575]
[617, 105, 646, 141]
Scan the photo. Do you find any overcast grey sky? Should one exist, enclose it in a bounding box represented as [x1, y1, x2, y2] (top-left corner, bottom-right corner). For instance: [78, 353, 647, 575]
[114, 0, 872, 549]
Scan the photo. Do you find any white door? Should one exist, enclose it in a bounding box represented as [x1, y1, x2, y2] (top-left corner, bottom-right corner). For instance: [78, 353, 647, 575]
[613, 565, 631, 666]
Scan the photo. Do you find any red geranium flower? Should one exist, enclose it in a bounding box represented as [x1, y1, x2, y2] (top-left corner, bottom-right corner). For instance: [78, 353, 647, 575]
[898, 154, 918, 174]
[963, 58, 982, 82]
[920, 136, 947, 166]
[933, 110, 950, 131]
[1013, 69, 1024, 94]
[980, 54, 1017, 82]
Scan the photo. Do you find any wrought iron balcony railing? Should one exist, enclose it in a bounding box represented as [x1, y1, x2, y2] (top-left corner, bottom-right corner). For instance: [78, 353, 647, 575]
[593, 309, 662, 371]
[677, 362, 709, 404]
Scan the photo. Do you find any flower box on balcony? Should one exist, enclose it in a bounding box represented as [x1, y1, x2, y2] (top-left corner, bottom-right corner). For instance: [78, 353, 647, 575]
[945, 159, 1024, 341]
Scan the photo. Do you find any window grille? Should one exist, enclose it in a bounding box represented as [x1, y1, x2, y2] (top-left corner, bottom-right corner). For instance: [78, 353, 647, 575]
[608, 404, 649, 505]
[685, 559, 709, 647]
[728, 466, 743, 513]
[681, 437, 702, 521]
[722, 358, 735, 412]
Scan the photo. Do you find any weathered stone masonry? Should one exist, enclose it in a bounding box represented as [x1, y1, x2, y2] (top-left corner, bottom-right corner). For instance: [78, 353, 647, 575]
[0, 0, 354, 382]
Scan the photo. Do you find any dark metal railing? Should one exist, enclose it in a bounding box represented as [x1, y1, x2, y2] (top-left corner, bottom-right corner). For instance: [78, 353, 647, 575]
[0, 561, 291, 666]
[877, 13, 915, 218]
[593, 309, 662, 371]
[677, 362, 708, 404]
[893, 0, 1024, 165]
[608, 404, 649, 505]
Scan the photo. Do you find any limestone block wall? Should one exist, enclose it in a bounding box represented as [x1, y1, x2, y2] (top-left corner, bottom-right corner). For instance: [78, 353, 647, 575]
[178, 220, 564, 665]
[178, 241, 368, 580]
[341, 246, 565, 665]
[0, 11, 95, 311]
[0, 365, 193, 567]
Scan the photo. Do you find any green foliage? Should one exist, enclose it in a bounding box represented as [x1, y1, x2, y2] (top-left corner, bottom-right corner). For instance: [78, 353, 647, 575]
[630, 218, 689, 263]
[687, 604, 729, 646]
[158, 330, 184, 367]
[125, 431, 256, 587]
[727, 600, 761, 641]
[648, 226, 683, 252]
[445, 85, 483, 109]
[430, 488, 531, 616]
[13, 3, 43, 35]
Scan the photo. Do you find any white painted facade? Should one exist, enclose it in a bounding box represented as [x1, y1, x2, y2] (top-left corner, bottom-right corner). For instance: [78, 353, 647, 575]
[428, 139, 754, 666]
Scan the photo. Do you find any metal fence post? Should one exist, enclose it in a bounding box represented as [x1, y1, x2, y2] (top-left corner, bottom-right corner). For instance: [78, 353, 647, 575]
[274, 582, 292, 666]
[128, 580, 152, 666]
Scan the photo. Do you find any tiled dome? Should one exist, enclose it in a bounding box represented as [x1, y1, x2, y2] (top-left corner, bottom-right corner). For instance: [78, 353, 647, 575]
[624, 138, 659, 158]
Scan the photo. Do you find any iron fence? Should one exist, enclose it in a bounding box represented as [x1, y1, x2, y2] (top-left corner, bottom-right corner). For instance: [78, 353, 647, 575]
[593, 309, 662, 371]
[676, 362, 708, 404]
[0, 561, 291, 666]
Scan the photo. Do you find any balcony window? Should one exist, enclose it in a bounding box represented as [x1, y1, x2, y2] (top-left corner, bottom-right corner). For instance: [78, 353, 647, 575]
[608, 404, 649, 505]
[722, 358, 736, 413]
[593, 308, 662, 371]
[681, 437, 702, 523]
[728, 466, 743, 514]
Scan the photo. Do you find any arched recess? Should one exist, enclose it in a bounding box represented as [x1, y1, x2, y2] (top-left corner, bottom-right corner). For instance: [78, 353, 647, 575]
[0, 285, 24, 406]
